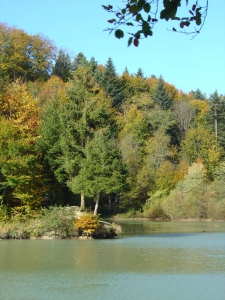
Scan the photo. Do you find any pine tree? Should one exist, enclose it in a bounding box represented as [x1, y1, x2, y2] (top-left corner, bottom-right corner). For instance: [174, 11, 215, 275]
[192, 88, 205, 100]
[102, 58, 125, 108]
[89, 57, 98, 76]
[52, 50, 72, 82]
[152, 76, 172, 110]
[72, 52, 89, 71]
[135, 68, 145, 78]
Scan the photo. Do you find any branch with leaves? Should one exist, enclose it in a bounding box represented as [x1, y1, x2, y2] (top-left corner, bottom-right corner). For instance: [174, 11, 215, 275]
[103, 0, 208, 47]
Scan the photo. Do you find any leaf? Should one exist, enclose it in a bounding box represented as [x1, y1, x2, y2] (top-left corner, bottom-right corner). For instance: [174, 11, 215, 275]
[115, 29, 124, 39]
[136, 13, 142, 21]
[137, 0, 145, 7]
[134, 38, 139, 47]
[108, 19, 116, 24]
[102, 5, 113, 11]
[128, 37, 133, 47]
[129, 5, 139, 14]
[126, 22, 134, 26]
[143, 3, 151, 13]
[172, 27, 177, 31]
[196, 11, 201, 26]
[121, 8, 126, 14]
[192, 4, 196, 11]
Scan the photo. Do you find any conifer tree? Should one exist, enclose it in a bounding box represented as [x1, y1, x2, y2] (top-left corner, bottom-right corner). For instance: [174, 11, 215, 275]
[192, 88, 205, 100]
[206, 90, 225, 150]
[89, 57, 98, 76]
[52, 49, 72, 82]
[152, 76, 172, 110]
[135, 68, 145, 78]
[70, 129, 127, 215]
[102, 57, 125, 108]
[72, 52, 89, 71]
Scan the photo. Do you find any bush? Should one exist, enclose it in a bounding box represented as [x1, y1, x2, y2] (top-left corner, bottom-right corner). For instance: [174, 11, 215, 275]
[143, 191, 168, 219]
[75, 214, 100, 236]
[36, 206, 78, 238]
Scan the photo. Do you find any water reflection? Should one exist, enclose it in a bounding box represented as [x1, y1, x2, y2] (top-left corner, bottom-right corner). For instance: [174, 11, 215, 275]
[0, 221, 225, 300]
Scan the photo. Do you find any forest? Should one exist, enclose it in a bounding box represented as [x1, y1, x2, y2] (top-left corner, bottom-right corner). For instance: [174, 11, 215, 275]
[1, 22, 225, 222]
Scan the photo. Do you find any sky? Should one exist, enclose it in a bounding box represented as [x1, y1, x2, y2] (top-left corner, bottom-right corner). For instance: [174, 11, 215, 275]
[0, 0, 224, 97]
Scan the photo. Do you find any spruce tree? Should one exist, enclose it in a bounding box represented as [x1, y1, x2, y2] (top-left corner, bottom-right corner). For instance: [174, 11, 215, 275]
[72, 52, 89, 71]
[52, 50, 72, 82]
[102, 58, 125, 108]
[152, 76, 172, 110]
[135, 68, 145, 78]
[192, 88, 206, 100]
[70, 129, 127, 215]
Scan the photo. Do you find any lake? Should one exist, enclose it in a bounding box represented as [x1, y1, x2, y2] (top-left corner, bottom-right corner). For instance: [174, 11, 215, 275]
[0, 220, 225, 300]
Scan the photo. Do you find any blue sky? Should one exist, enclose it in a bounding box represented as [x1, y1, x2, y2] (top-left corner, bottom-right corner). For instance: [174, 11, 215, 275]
[0, 0, 224, 97]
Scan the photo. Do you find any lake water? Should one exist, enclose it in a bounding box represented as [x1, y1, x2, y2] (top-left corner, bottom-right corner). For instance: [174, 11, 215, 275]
[0, 220, 225, 300]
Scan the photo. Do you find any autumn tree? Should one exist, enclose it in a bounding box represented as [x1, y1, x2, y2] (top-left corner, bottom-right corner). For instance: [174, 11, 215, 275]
[0, 23, 56, 84]
[0, 82, 49, 210]
[173, 99, 195, 140]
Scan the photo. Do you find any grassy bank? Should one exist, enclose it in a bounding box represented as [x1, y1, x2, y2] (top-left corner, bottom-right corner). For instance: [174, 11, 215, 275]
[0, 206, 122, 240]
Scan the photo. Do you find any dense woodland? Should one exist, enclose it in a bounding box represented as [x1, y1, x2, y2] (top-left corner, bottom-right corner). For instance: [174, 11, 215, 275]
[1, 23, 225, 221]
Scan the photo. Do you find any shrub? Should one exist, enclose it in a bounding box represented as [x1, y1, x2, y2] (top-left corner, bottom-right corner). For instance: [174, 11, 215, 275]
[75, 214, 100, 236]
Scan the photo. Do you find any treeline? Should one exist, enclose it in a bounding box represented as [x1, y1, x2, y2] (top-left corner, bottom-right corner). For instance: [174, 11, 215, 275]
[1, 23, 225, 220]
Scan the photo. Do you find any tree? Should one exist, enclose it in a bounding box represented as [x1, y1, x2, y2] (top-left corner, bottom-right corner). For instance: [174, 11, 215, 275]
[69, 129, 127, 215]
[173, 99, 195, 140]
[38, 66, 116, 209]
[192, 88, 206, 100]
[206, 90, 225, 150]
[135, 68, 145, 78]
[0, 23, 56, 84]
[0, 82, 49, 210]
[152, 76, 172, 110]
[103, 0, 208, 46]
[101, 58, 125, 108]
[181, 125, 218, 165]
[52, 49, 72, 82]
[72, 52, 89, 71]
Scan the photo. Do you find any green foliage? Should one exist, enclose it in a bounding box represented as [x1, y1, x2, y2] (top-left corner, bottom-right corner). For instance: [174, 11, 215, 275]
[162, 162, 218, 220]
[69, 129, 127, 213]
[0, 23, 56, 83]
[100, 58, 125, 108]
[153, 76, 172, 110]
[103, 1, 207, 46]
[52, 49, 72, 82]
[1, 21, 224, 220]
[181, 125, 217, 164]
[206, 90, 225, 150]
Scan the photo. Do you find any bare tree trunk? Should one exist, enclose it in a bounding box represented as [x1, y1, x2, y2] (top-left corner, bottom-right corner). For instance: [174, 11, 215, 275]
[80, 193, 85, 210]
[94, 194, 100, 215]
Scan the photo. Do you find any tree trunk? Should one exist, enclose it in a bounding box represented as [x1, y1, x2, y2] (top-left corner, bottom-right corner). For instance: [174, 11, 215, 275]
[94, 194, 100, 215]
[80, 193, 85, 210]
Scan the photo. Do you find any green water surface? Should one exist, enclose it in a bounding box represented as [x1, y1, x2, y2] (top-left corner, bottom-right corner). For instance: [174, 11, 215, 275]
[0, 221, 225, 300]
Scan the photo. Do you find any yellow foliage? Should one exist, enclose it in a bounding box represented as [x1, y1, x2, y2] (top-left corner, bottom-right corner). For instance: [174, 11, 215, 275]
[75, 214, 100, 234]
[190, 99, 209, 124]
[0, 81, 39, 135]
